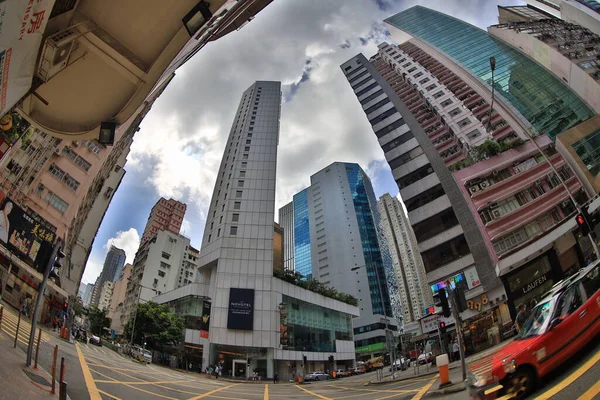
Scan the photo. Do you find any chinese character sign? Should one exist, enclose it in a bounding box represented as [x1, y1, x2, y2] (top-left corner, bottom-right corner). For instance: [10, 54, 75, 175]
[0, 193, 55, 271]
[0, 0, 57, 116]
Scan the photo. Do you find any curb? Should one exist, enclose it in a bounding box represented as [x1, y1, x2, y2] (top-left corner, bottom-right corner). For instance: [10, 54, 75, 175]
[424, 384, 466, 398]
[367, 370, 439, 385]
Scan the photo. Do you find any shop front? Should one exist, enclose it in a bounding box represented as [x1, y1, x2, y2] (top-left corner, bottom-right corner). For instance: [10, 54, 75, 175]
[502, 249, 564, 320]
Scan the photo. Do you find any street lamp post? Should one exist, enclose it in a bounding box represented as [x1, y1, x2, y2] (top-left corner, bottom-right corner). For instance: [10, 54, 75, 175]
[486, 56, 496, 133]
[351, 265, 395, 380]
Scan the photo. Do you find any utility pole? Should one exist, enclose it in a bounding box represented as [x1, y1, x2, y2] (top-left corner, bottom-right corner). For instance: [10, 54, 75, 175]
[27, 241, 63, 367]
[447, 281, 467, 381]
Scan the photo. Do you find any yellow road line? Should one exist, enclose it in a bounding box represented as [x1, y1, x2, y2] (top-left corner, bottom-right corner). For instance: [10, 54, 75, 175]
[264, 384, 269, 400]
[533, 347, 600, 400]
[335, 389, 419, 399]
[94, 379, 191, 385]
[89, 367, 179, 400]
[410, 375, 438, 400]
[187, 383, 238, 399]
[295, 384, 332, 400]
[76, 342, 102, 400]
[579, 380, 600, 400]
[98, 389, 123, 400]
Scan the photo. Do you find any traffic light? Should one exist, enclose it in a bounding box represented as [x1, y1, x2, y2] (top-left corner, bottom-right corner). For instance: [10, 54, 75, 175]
[439, 321, 447, 334]
[438, 288, 451, 318]
[576, 212, 591, 236]
[328, 355, 334, 363]
[49, 247, 65, 281]
[455, 280, 468, 313]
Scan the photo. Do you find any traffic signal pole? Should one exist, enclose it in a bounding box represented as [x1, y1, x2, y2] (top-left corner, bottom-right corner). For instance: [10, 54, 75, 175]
[27, 241, 62, 367]
[447, 283, 467, 381]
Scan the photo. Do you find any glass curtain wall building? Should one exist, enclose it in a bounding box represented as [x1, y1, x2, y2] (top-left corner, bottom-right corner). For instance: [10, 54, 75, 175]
[384, 6, 595, 140]
[293, 189, 312, 279]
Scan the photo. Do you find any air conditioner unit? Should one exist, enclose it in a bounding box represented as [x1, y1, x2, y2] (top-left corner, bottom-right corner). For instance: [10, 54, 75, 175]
[54, 148, 61, 155]
[535, 179, 543, 186]
[479, 180, 490, 189]
[72, 141, 80, 147]
[37, 28, 80, 82]
[492, 209, 501, 218]
[469, 185, 480, 195]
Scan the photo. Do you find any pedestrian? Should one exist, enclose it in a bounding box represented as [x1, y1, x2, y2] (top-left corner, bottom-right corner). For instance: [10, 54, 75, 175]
[22, 296, 30, 318]
[515, 304, 527, 333]
[452, 340, 460, 361]
[447, 341, 453, 361]
[273, 371, 279, 384]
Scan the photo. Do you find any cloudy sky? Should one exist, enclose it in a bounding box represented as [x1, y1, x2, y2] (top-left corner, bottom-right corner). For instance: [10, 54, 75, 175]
[82, 0, 523, 284]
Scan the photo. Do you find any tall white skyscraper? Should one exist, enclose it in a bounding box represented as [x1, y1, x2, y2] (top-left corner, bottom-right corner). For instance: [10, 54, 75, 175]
[378, 193, 433, 324]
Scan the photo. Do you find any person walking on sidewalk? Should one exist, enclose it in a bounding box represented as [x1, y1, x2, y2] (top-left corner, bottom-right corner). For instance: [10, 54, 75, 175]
[452, 340, 460, 361]
[515, 304, 527, 333]
[273, 371, 279, 384]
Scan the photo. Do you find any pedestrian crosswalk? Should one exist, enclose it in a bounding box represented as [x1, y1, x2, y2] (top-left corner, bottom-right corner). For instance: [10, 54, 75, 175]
[468, 353, 496, 377]
[0, 305, 51, 347]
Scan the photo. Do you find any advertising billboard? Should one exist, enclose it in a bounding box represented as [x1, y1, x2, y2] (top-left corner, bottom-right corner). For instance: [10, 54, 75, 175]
[0, 194, 55, 271]
[199, 299, 211, 339]
[0, 110, 33, 161]
[0, 0, 57, 117]
[227, 288, 254, 330]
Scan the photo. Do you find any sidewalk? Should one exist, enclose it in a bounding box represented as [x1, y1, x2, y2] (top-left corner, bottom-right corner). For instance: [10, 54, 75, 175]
[0, 330, 66, 399]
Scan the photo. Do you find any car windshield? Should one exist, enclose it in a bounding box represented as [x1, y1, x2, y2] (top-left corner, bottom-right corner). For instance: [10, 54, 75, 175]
[516, 298, 556, 339]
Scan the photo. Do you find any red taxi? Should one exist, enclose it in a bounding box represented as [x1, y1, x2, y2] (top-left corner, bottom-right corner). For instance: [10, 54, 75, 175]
[469, 261, 600, 399]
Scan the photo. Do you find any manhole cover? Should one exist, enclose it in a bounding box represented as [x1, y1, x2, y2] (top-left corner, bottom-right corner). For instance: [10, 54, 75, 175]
[22, 369, 52, 387]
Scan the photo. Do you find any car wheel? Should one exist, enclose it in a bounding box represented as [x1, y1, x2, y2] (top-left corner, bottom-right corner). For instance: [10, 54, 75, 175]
[503, 367, 535, 399]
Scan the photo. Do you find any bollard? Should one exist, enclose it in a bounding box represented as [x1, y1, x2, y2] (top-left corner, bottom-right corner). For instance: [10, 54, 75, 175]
[59, 381, 67, 400]
[51, 345, 58, 394]
[60, 357, 66, 383]
[0, 306, 3, 328]
[436, 354, 452, 388]
[14, 311, 21, 348]
[34, 328, 42, 369]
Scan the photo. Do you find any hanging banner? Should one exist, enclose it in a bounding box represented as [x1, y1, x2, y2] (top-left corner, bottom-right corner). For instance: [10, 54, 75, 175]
[0, 110, 33, 161]
[199, 299, 211, 339]
[0, 0, 57, 116]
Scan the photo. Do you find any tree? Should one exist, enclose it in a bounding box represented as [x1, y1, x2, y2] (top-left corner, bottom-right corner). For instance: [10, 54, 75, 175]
[87, 306, 110, 335]
[70, 295, 84, 317]
[124, 301, 184, 349]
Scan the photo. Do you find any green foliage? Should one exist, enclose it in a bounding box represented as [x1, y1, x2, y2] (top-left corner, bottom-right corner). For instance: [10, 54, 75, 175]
[70, 295, 84, 317]
[450, 138, 525, 171]
[274, 269, 359, 306]
[87, 306, 110, 335]
[124, 301, 185, 350]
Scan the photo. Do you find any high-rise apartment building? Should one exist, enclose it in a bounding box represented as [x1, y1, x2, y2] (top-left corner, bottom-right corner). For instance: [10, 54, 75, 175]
[154, 81, 359, 379]
[121, 231, 196, 329]
[109, 263, 132, 335]
[140, 198, 187, 245]
[97, 281, 114, 311]
[378, 193, 432, 324]
[282, 162, 401, 359]
[278, 202, 294, 272]
[89, 245, 126, 306]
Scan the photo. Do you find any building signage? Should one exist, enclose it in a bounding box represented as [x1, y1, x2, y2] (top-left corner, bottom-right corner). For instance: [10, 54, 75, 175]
[227, 288, 254, 330]
[463, 267, 481, 289]
[0, 0, 57, 117]
[521, 274, 548, 294]
[355, 342, 385, 353]
[0, 193, 54, 270]
[199, 299, 211, 339]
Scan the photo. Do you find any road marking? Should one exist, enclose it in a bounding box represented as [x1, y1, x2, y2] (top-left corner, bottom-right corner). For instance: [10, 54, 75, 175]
[76, 342, 102, 400]
[94, 379, 191, 385]
[264, 384, 269, 400]
[579, 380, 600, 400]
[187, 383, 238, 399]
[295, 384, 332, 400]
[89, 367, 179, 400]
[98, 389, 123, 400]
[410, 375, 438, 400]
[533, 347, 600, 400]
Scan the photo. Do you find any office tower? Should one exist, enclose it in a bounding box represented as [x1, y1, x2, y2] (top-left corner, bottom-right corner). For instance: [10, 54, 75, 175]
[341, 7, 593, 350]
[278, 202, 295, 272]
[273, 223, 284, 273]
[141, 198, 187, 245]
[378, 193, 432, 324]
[89, 245, 126, 306]
[283, 162, 401, 359]
[155, 82, 359, 379]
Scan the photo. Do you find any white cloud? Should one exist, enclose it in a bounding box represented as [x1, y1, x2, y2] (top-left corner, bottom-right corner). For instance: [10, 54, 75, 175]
[181, 218, 192, 236]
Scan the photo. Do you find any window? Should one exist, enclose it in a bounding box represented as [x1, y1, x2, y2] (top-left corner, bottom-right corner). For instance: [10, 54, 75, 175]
[234, 201, 241, 210]
[557, 284, 583, 318]
[243, 154, 249, 160]
[440, 98, 453, 107]
[217, 228, 221, 237]
[419, 77, 430, 84]
[241, 162, 248, 167]
[466, 129, 480, 140]
[236, 190, 243, 198]
[158, 271, 165, 277]
[433, 90, 444, 99]
[232, 213, 239, 222]
[239, 171, 246, 177]
[244, 146, 250, 152]
[160, 262, 170, 269]
[44, 191, 68, 213]
[208, 234, 211, 242]
[61, 146, 92, 171]
[230, 226, 238, 235]
[581, 265, 599, 299]
[48, 163, 80, 191]
[238, 180, 244, 187]
[457, 117, 471, 127]
[449, 107, 462, 117]
[35, 183, 44, 195]
[219, 215, 223, 223]
[413, 72, 423, 78]
[364, 98, 391, 115]
[162, 252, 171, 260]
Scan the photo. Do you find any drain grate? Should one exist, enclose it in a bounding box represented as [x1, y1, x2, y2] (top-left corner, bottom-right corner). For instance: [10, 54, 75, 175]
[22, 369, 52, 387]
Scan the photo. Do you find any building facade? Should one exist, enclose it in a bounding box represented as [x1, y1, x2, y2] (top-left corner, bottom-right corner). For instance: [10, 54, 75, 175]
[378, 193, 432, 324]
[282, 162, 401, 360]
[89, 245, 126, 306]
[156, 81, 358, 379]
[278, 202, 294, 273]
[140, 198, 187, 245]
[108, 263, 132, 335]
[97, 281, 114, 311]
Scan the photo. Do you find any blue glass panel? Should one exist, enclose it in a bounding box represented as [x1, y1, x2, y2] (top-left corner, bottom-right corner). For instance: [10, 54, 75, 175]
[571, 127, 600, 177]
[385, 6, 595, 140]
[293, 189, 312, 280]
